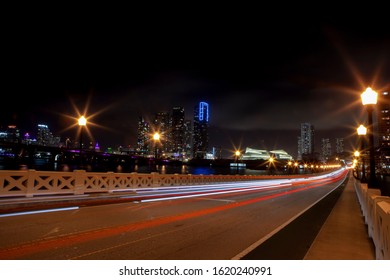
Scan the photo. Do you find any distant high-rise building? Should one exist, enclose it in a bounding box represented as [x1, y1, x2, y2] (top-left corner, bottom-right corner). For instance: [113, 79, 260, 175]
[193, 101, 209, 158]
[154, 111, 171, 153]
[171, 106, 185, 157]
[137, 116, 150, 154]
[36, 124, 59, 147]
[183, 120, 192, 159]
[297, 136, 302, 160]
[335, 138, 344, 155]
[321, 138, 332, 161]
[377, 90, 390, 147]
[0, 125, 21, 143]
[298, 122, 315, 160]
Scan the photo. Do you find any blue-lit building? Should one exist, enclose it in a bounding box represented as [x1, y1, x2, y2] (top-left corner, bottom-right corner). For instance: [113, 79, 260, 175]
[154, 111, 171, 154]
[193, 102, 209, 158]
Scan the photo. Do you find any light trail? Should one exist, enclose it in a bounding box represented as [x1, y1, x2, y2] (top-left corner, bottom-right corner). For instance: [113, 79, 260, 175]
[0, 168, 348, 259]
[0, 207, 79, 218]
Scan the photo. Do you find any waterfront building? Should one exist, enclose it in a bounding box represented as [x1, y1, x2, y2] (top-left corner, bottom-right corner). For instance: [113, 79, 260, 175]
[136, 116, 150, 155]
[0, 125, 21, 143]
[154, 111, 171, 154]
[183, 120, 193, 159]
[241, 148, 270, 160]
[241, 147, 293, 161]
[335, 138, 344, 154]
[377, 90, 390, 147]
[37, 124, 60, 147]
[321, 138, 332, 162]
[193, 101, 209, 159]
[269, 149, 293, 160]
[298, 123, 315, 160]
[171, 106, 185, 158]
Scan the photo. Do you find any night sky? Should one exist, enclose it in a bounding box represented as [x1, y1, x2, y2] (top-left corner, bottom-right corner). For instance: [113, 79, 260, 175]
[2, 14, 389, 158]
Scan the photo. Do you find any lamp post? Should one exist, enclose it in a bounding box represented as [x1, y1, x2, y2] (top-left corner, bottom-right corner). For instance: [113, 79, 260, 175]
[357, 124, 367, 182]
[354, 150, 360, 180]
[235, 150, 241, 174]
[287, 161, 292, 174]
[153, 132, 160, 160]
[268, 157, 275, 174]
[78, 116, 87, 168]
[361, 87, 378, 188]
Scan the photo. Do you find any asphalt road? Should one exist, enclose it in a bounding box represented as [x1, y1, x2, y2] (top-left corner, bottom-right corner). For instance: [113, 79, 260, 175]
[0, 169, 348, 260]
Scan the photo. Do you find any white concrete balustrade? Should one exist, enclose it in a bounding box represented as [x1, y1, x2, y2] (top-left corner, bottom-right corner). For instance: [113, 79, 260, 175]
[0, 169, 304, 198]
[354, 180, 390, 259]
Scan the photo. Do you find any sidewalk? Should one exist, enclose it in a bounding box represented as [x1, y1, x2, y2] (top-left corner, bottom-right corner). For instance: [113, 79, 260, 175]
[304, 172, 375, 259]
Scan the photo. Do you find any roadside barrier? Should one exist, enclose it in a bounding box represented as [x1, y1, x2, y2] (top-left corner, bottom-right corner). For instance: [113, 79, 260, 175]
[354, 180, 390, 259]
[0, 169, 311, 198]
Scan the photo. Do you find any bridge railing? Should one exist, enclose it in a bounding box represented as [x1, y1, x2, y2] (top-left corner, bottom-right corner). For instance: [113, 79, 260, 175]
[354, 180, 390, 259]
[0, 169, 312, 198]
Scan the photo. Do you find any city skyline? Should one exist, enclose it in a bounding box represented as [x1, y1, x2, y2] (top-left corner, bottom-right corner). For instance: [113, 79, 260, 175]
[0, 110, 346, 161]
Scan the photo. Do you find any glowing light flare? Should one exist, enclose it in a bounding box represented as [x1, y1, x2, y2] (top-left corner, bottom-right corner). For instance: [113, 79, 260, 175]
[78, 116, 87, 126]
[153, 132, 160, 141]
[357, 124, 367, 135]
[57, 95, 114, 147]
[354, 151, 360, 157]
[361, 87, 378, 105]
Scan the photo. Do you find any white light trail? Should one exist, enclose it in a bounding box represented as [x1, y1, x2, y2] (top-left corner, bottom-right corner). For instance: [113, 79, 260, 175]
[0, 206, 79, 218]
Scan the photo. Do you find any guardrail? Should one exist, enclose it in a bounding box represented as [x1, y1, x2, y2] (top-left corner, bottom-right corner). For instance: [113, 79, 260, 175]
[354, 180, 390, 259]
[0, 169, 312, 198]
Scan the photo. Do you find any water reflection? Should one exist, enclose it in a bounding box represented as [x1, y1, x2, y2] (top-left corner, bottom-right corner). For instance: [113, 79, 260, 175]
[0, 158, 306, 176]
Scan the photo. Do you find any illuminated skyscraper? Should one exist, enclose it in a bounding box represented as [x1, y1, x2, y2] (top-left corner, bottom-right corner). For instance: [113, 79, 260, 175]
[377, 91, 390, 147]
[137, 116, 150, 155]
[36, 124, 59, 147]
[321, 138, 331, 161]
[335, 138, 344, 154]
[171, 106, 185, 157]
[183, 120, 192, 159]
[193, 102, 209, 158]
[154, 111, 171, 153]
[298, 122, 315, 160]
[0, 125, 20, 143]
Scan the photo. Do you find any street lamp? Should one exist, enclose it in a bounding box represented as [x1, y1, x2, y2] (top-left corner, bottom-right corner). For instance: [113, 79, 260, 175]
[354, 150, 360, 180]
[268, 157, 275, 174]
[153, 132, 160, 159]
[357, 124, 367, 182]
[78, 116, 87, 168]
[235, 150, 241, 161]
[287, 161, 292, 174]
[361, 87, 378, 188]
[235, 150, 241, 174]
